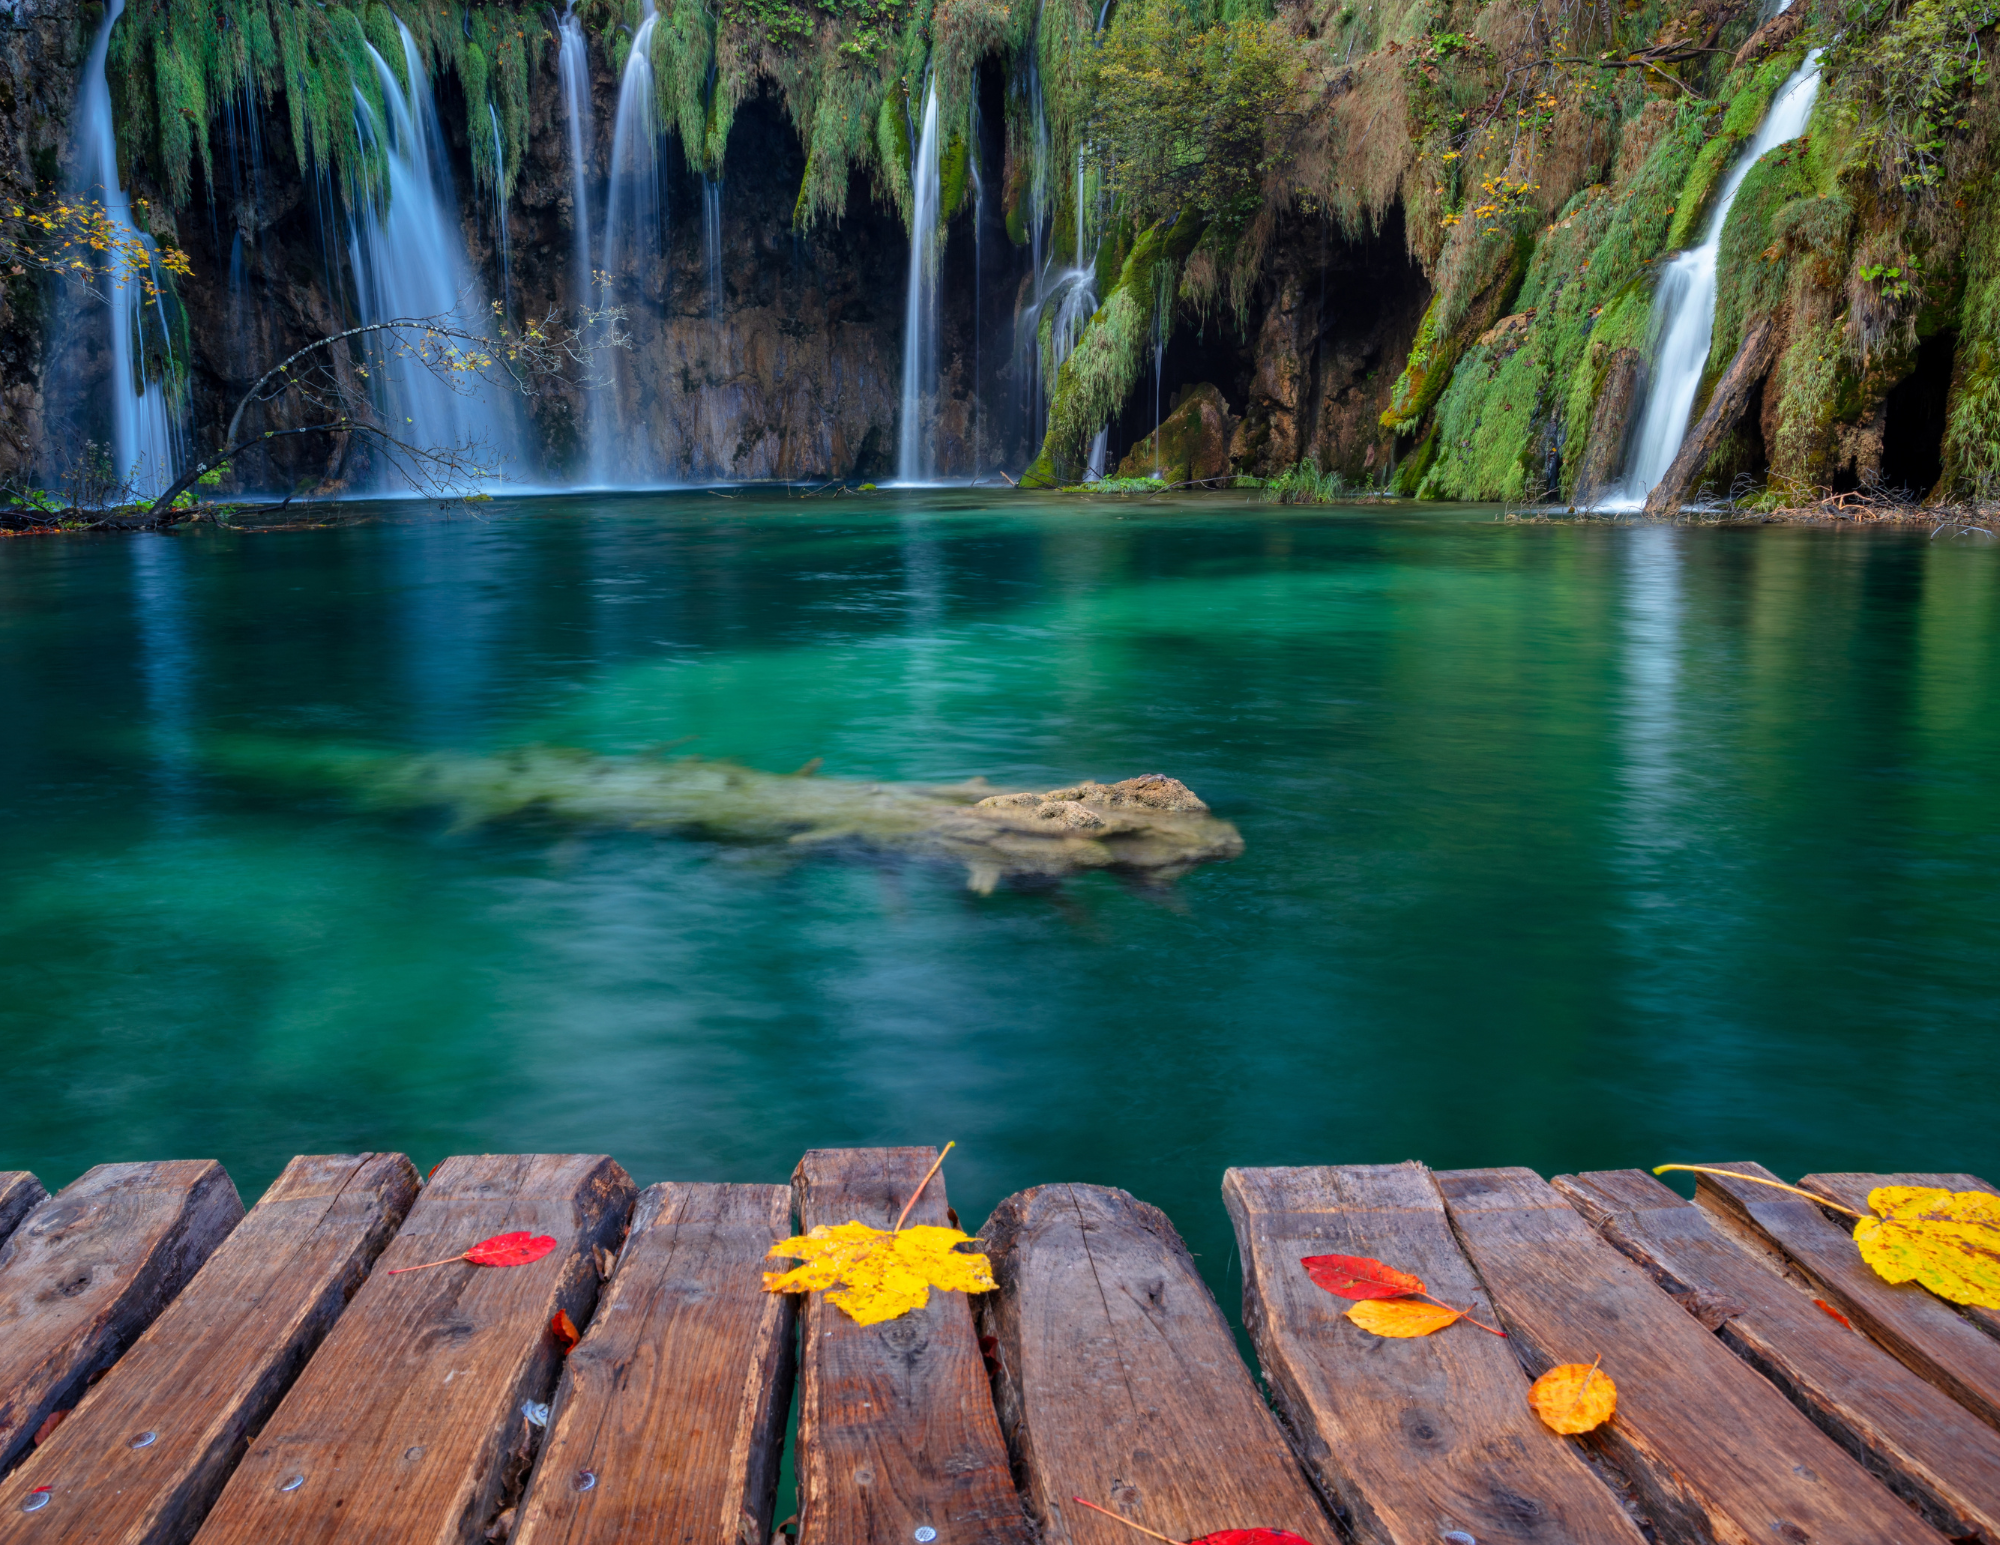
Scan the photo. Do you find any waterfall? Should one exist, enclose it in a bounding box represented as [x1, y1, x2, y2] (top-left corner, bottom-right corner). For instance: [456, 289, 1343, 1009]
[1603, 51, 1822, 509]
[594, 2, 664, 484]
[969, 104, 984, 476]
[488, 104, 511, 314]
[896, 79, 943, 484]
[557, 3, 593, 314]
[74, 0, 184, 498]
[702, 177, 725, 322]
[348, 23, 512, 489]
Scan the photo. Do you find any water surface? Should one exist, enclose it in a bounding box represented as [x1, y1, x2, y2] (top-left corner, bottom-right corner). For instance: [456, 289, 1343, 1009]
[3, 491, 1996, 1290]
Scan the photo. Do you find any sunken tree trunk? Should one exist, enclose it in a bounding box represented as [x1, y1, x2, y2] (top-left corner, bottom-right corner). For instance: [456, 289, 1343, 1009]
[1643, 314, 1779, 518]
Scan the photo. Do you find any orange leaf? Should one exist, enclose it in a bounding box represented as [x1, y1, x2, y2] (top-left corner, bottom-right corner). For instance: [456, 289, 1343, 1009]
[33, 1408, 69, 1445]
[1344, 1298, 1463, 1337]
[1528, 1360, 1616, 1434]
[1814, 1298, 1853, 1330]
[1300, 1253, 1426, 1300]
[550, 1309, 580, 1352]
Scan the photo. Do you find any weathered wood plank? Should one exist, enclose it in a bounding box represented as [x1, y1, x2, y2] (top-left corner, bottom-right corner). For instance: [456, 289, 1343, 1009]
[508, 1183, 797, 1545]
[0, 1174, 47, 1250]
[1558, 1168, 2000, 1544]
[984, 1182, 1333, 1545]
[1222, 1165, 1648, 1545]
[791, 1148, 1032, 1545]
[191, 1153, 635, 1545]
[0, 1154, 418, 1544]
[1693, 1162, 2000, 1430]
[1800, 1171, 2000, 1343]
[0, 1162, 243, 1478]
[1436, 1166, 1942, 1545]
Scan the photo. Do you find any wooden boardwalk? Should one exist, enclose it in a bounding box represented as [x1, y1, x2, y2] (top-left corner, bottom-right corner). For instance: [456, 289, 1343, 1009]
[0, 1152, 1995, 1545]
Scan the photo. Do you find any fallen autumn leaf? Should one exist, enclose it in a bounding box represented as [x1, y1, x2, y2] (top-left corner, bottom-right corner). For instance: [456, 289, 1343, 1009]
[1528, 1359, 1616, 1434]
[387, 1230, 558, 1275]
[1344, 1298, 1463, 1337]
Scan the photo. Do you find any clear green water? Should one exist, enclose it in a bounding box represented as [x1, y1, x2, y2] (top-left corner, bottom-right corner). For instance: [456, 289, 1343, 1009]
[4, 491, 1997, 1293]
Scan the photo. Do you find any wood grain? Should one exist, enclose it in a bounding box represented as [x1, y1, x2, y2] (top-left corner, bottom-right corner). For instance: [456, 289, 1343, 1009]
[1436, 1166, 1942, 1545]
[1693, 1163, 2000, 1431]
[984, 1182, 1333, 1545]
[0, 1154, 418, 1545]
[508, 1183, 797, 1545]
[1800, 1171, 2000, 1343]
[1222, 1164, 1648, 1545]
[0, 1162, 244, 1478]
[190, 1153, 635, 1545]
[791, 1148, 1031, 1545]
[0, 1174, 47, 1250]
[1559, 1168, 2000, 1544]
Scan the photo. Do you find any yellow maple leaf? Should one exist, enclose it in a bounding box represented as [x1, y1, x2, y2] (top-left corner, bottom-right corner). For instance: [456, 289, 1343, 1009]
[763, 1221, 996, 1326]
[1853, 1186, 2000, 1311]
[1527, 1360, 1616, 1434]
[1345, 1298, 1463, 1337]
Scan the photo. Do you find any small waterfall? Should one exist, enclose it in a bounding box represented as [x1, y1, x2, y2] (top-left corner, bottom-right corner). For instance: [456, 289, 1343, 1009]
[702, 177, 724, 322]
[557, 2, 593, 312]
[488, 104, 511, 313]
[75, 0, 184, 497]
[594, 1, 665, 483]
[349, 23, 511, 488]
[1604, 51, 1821, 508]
[969, 105, 984, 476]
[895, 79, 943, 484]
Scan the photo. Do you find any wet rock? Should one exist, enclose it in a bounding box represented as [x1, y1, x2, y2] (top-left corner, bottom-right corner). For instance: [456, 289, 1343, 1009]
[1116, 385, 1235, 484]
[1574, 347, 1646, 507]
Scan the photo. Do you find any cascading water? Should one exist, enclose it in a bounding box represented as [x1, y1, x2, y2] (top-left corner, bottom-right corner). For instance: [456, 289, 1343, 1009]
[968, 103, 985, 476]
[1603, 49, 1822, 509]
[557, 2, 594, 313]
[702, 177, 725, 323]
[348, 24, 513, 489]
[488, 104, 512, 313]
[75, 0, 185, 497]
[594, 1, 665, 483]
[895, 79, 943, 484]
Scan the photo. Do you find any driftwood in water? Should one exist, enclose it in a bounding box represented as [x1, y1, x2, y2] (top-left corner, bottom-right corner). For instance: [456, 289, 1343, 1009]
[1644, 315, 1778, 518]
[212, 738, 1245, 890]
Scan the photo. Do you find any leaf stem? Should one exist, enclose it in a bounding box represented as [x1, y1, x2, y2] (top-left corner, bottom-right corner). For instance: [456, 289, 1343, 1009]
[1652, 1165, 1867, 1220]
[1559, 1354, 1604, 1422]
[385, 1253, 468, 1275]
[1418, 1292, 1507, 1336]
[893, 1141, 957, 1233]
[1070, 1498, 1185, 1545]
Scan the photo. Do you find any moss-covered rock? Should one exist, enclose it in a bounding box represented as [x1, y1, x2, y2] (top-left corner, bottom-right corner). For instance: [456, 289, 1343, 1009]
[1115, 382, 1236, 483]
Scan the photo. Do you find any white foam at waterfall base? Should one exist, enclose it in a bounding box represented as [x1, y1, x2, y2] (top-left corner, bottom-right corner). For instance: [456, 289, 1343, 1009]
[349, 23, 517, 492]
[895, 80, 944, 485]
[1601, 51, 1822, 510]
[592, 1, 665, 486]
[76, 0, 185, 498]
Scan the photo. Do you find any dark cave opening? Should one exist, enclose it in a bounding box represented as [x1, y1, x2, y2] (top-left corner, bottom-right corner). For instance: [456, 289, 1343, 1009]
[1880, 330, 1955, 498]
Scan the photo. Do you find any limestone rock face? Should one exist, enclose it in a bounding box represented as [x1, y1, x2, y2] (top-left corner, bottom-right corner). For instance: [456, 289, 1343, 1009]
[1115, 384, 1235, 484]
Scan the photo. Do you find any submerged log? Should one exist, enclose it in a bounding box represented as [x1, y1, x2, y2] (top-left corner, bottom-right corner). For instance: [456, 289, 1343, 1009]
[1643, 315, 1778, 518]
[208, 739, 1246, 891]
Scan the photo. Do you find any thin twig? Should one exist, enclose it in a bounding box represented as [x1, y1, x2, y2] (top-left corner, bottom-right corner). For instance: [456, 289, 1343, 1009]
[1070, 1499, 1183, 1545]
[1653, 1165, 1867, 1219]
[893, 1142, 957, 1233]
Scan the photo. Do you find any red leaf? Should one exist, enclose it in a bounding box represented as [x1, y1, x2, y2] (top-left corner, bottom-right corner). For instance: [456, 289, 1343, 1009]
[33, 1408, 69, 1445]
[1814, 1298, 1854, 1330]
[550, 1309, 580, 1352]
[1300, 1254, 1426, 1301]
[1192, 1533, 1318, 1545]
[465, 1232, 557, 1268]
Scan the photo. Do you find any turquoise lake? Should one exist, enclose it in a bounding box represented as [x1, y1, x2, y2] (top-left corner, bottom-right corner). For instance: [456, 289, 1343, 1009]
[3, 491, 1996, 1292]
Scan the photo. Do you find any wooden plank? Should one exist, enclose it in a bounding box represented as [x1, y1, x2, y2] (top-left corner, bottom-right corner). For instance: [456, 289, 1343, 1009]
[984, 1182, 1333, 1545]
[0, 1154, 419, 1544]
[791, 1148, 1032, 1545]
[507, 1183, 797, 1545]
[191, 1153, 635, 1545]
[1800, 1171, 2000, 1343]
[0, 1162, 243, 1478]
[1558, 1168, 2000, 1544]
[1222, 1165, 1649, 1545]
[1436, 1166, 1943, 1545]
[0, 1174, 47, 1250]
[1693, 1162, 2000, 1430]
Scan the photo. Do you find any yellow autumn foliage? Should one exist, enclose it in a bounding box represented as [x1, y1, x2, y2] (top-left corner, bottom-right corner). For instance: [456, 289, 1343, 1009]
[762, 1221, 996, 1326]
[1853, 1186, 2000, 1311]
[1344, 1298, 1464, 1337]
[1527, 1362, 1617, 1434]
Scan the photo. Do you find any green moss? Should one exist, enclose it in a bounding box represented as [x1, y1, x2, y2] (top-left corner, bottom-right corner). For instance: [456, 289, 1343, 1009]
[1419, 339, 1545, 501]
[939, 131, 970, 222]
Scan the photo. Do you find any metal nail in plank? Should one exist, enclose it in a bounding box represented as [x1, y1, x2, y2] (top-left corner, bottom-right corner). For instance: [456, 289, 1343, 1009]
[190, 1153, 635, 1545]
[1438, 1166, 1944, 1545]
[985, 1181, 1335, 1545]
[0, 1154, 418, 1544]
[510, 1182, 797, 1545]
[0, 1161, 243, 1477]
[1559, 1167, 2000, 1544]
[791, 1148, 1032, 1545]
[1224, 1164, 1648, 1545]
